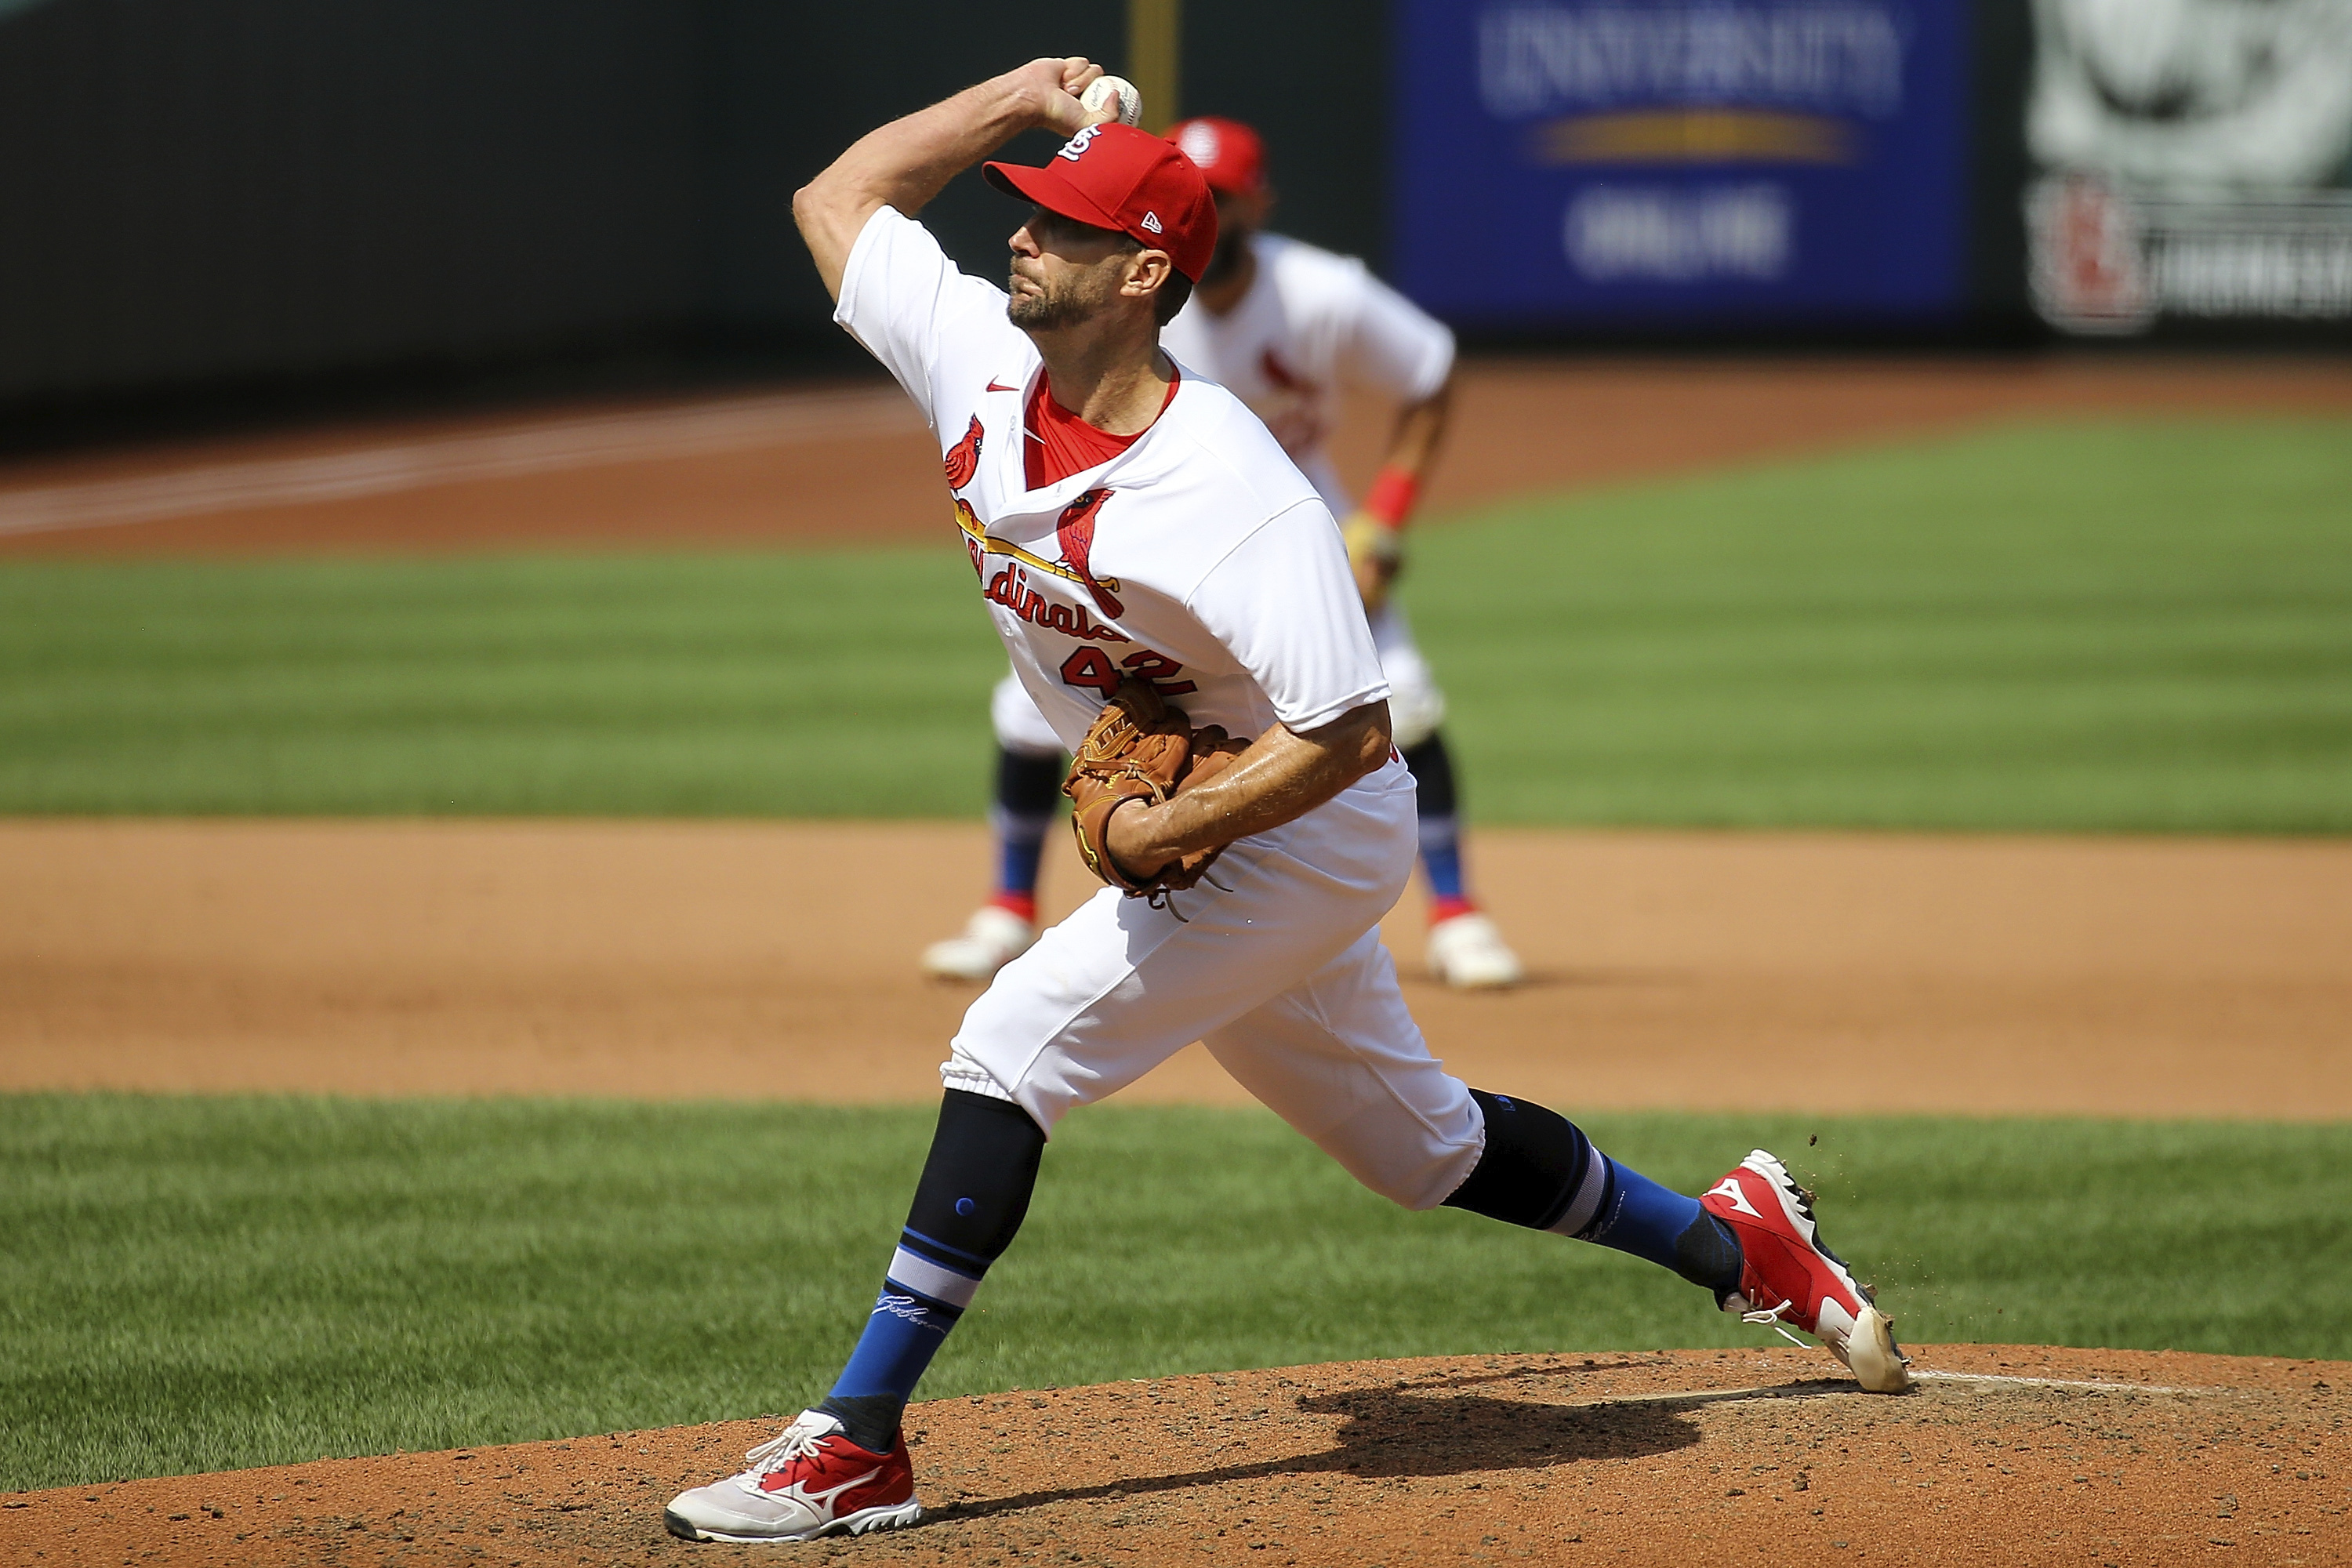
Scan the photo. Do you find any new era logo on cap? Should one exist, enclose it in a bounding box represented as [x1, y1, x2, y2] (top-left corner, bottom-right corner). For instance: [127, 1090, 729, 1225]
[1140, 211, 1162, 234]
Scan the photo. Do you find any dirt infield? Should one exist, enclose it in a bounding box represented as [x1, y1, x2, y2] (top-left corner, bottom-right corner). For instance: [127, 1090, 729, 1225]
[5, 1346, 2344, 1566]
[5, 819, 2349, 1120]
[2, 354, 2348, 556]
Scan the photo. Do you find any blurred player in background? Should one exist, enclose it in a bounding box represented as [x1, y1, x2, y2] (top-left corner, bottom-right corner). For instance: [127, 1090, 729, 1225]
[923, 114, 1526, 992]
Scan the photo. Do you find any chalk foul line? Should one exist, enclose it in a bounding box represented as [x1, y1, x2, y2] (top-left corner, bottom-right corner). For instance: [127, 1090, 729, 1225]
[0, 388, 927, 537]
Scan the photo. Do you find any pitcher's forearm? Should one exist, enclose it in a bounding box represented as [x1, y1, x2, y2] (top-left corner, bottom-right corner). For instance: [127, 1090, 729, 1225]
[819, 82, 1032, 218]
[1149, 739, 1353, 851]
[1104, 702, 1393, 873]
[794, 58, 1102, 298]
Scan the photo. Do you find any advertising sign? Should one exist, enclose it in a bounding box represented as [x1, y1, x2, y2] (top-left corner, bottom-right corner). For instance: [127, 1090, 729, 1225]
[2024, 0, 2352, 334]
[1390, 0, 1972, 327]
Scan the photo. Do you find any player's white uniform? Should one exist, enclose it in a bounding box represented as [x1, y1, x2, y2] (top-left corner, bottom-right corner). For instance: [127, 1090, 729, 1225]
[992, 230, 1457, 760]
[841, 206, 1482, 1207]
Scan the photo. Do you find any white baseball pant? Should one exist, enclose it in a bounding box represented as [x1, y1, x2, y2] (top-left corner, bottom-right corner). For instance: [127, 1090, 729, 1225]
[941, 756, 1486, 1210]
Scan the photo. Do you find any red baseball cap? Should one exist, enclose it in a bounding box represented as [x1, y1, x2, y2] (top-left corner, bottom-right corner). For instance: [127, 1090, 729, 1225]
[984, 122, 1217, 282]
[1167, 117, 1267, 198]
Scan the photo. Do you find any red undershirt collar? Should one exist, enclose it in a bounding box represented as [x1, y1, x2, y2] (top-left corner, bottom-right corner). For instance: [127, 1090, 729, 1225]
[1024, 367, 1181, 491]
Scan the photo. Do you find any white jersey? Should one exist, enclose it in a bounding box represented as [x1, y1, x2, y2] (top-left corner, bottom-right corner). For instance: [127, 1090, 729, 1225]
[844, 212, 1476, 1203]
[1160, 232, 1454, 512]
[835, 206, 1388, 753]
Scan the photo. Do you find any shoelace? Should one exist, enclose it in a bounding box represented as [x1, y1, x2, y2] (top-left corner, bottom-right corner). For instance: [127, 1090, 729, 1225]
[1740, 1298, 1809, 1348]
[742, 1420, 833, 1477]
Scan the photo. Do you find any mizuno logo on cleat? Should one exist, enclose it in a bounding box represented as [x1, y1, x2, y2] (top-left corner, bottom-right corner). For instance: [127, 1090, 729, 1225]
[763, 1467, 877, 1504]
[1707, 1176, 1762, 1218]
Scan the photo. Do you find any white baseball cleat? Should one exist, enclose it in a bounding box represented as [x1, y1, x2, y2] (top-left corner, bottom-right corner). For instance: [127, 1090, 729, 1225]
[1427, 912, 1525, 989]
[920, 906, 1036, 982]
[663, 1409, 922, 1543]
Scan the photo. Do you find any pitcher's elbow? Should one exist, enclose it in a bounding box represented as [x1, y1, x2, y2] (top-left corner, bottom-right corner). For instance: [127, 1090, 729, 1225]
[790, 180, 824, 233]
[1353, 700, 1395, 778]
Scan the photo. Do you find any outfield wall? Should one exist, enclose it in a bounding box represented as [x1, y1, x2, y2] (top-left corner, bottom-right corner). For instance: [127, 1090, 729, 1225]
[2, 0, 2341, 424]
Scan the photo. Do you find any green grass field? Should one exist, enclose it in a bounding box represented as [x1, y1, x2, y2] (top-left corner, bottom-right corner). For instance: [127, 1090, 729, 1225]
[5, 1094, 2347, 1490]
[3, 415, 2347, 828]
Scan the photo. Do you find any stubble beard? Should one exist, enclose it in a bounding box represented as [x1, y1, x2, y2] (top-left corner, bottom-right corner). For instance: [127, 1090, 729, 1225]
[1006, 281, 1076, 331]
[1007, 265, 1112, 333]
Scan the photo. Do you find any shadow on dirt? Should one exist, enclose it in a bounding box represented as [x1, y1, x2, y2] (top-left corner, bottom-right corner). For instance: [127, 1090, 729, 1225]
[931, 1372, 1855, 1526]
[1398, 964, 1696, 996]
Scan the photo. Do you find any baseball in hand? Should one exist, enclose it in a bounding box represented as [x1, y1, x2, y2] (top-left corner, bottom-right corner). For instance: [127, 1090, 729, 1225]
[1080, 74, 1142, 127]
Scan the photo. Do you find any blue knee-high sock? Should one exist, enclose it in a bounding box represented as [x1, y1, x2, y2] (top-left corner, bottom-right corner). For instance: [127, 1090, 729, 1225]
[821, 1091, 1045, 1451]
[1442, 1090, 1742, 1301]
[990, 748, 1064, 913]
[1419, 815, 1468, 906]
[1577, 1159, 1740, 1293]
[991, 807, 1051, 909]
[1402, 735, 1472, 912]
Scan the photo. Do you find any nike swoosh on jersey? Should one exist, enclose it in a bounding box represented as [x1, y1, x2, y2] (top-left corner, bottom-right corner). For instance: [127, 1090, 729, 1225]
[986, 380, 1020, 392]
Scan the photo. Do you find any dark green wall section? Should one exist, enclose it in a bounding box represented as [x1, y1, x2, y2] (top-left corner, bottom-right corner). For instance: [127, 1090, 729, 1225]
[1178, 0, 1388, 270]
[0, 0, 1142, 411]
[0, 0, 2036, 420]
[0, 2, 712, 401]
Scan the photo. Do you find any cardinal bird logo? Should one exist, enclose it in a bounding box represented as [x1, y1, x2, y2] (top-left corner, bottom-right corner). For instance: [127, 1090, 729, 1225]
[1054, 488, 1123, 619]
[943, 415, 983, 490]
[951, 486, 1129, 625]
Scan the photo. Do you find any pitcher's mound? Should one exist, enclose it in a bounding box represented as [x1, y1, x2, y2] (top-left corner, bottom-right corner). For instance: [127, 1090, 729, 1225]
[6, 1346, 2345, 1565]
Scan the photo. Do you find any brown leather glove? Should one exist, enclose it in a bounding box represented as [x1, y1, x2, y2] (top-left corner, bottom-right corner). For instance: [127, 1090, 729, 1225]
[1064, 678, 1250, 902]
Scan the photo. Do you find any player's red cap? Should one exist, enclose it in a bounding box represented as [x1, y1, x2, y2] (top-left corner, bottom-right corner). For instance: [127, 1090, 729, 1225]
[1166, 117, 1267, 198]
[984, 122, 1218, 282]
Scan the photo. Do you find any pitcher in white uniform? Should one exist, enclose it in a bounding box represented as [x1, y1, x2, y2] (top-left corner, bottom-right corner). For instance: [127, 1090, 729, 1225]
[662, 55, 1907, 1548]
[923, 116, 1525, 992]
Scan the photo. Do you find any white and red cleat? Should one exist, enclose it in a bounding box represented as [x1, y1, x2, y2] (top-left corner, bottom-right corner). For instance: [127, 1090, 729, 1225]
[663, 1410, 922, 1543]
[921, 905, 1036, 982]
[1426, 911, 1524, 989]
[1699, 1149, 1912, 1394]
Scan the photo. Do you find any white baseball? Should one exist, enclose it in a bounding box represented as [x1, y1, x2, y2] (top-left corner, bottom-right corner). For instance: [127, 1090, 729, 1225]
[1080, 74, 1142, 127]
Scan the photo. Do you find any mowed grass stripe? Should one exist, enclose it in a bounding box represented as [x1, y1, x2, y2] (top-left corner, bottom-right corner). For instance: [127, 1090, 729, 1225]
[0, 415, 2347, 827]
[1417, 416, 2352, 832]
[4, 1094, 2347, 1489]
[0, 548, 1003, 817]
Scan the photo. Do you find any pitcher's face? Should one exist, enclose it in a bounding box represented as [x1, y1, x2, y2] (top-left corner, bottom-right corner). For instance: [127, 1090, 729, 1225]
[1007, 207, 1135, 332]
